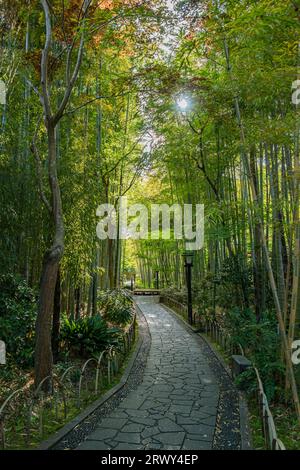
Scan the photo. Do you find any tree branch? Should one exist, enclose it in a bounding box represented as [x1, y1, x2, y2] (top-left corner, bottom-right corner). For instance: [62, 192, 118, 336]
[102, 135, 146, 178]
[63, 92, 129, 116]
[30, 116, 52, 214]
[24, 78, 44, 106]
[40, 0, 53, 119]
[54, 0, 93, 125]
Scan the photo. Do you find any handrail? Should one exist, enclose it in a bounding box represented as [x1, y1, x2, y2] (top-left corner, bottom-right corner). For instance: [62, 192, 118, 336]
[254, 367, 285, 450]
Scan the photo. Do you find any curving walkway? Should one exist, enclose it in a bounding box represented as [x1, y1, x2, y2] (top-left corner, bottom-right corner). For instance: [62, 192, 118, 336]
[76, 297, 236, 450]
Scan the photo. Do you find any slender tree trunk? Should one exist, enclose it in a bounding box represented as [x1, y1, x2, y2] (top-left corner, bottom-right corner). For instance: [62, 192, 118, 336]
[75, 286, 81, 319]
[108, 238, 114, 289]
[249, 146, 263, 321]
[35, 123, 64, 389]
[52, 267, 61, 363]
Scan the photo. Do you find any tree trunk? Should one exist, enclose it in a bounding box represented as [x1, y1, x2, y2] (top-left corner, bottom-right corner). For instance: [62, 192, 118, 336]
[52, 267, 61, 364]
[34, 123, 64, 389]
[35, 252, 59, 390]
[75, 286, 81, 319]
[250, 146, 263, 321]
[108, 238, 114, 289]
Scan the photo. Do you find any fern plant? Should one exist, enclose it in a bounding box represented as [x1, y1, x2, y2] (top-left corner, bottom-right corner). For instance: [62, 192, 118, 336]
[98, 290, 133, 326]
[60, 315, 120, 358]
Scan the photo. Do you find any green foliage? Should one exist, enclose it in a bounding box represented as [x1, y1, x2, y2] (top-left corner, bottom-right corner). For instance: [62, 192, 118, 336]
[225, 308, 284, 402]
[98, 290, 134, 326]
[0, 274, 37, 367]
[218, 255, 253, 308]
[161, 286, 187, 304]
[60, 315, 120, 358]
[192, 273, 216, 318]
[193, 256, 253, 315]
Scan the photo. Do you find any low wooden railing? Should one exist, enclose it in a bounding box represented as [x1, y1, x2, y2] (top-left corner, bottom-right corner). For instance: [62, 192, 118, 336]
[133, 289, 160, 296]
[160, 295, 189, 320]
[254, 367, 286, 450]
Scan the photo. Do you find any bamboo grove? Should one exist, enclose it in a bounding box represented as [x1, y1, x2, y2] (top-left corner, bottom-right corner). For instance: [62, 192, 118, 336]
[1, 0, 300, 427]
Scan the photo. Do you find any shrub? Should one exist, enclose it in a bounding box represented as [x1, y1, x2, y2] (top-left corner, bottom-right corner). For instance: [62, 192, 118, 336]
[60, 314, 120, 357]
[98, 290, 133, 326]
[218, 255, 253, 309]
[0, 274, 37, 367]
[191, 256, 254, 316]
[225, 307, 284, 402]
[161, 287, 187, 305]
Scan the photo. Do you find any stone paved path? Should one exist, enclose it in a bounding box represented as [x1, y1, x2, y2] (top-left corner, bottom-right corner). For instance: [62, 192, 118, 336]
[77, 298, 220, 450]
